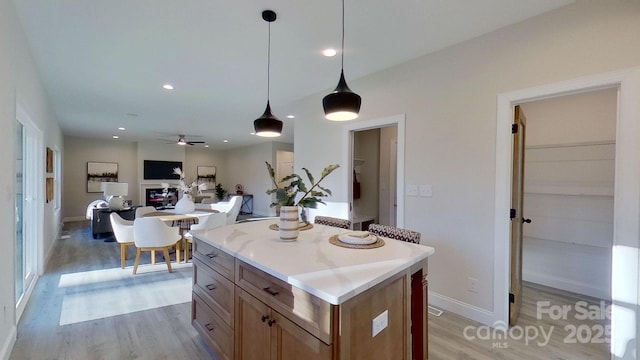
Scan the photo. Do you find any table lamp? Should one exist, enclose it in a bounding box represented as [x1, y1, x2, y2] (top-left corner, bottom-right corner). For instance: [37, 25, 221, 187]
[102, 182, 129, 210]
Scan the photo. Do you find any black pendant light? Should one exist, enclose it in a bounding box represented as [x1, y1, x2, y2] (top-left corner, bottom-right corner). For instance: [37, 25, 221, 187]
[322, 0, 361, 121]
[254, 10, 283, 137]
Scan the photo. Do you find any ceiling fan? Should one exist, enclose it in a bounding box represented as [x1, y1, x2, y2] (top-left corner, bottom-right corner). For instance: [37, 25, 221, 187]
[159, 134, 205, 146]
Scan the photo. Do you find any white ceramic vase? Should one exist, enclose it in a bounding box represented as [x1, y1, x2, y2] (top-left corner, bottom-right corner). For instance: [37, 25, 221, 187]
[279, 205, 299, 241]
[175, 193, 195, 214]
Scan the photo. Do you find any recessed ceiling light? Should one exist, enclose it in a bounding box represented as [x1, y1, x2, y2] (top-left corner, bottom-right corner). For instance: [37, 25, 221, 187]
[322, 48, 337, 57]
[112, 135, 119, 139]
[162, 84, 174, 90]
[223, 139, 229, 143]
[118, 127, 125, 131]
[204, 145, 209, 148]
[286, 115, 295, 119]
[250, 132, 256, 135]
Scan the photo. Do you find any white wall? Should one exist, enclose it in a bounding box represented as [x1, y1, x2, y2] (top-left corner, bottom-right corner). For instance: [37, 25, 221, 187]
[378, 126, 397, 226]
[291, 1, 640, 320]
[0, 0, 63, 357]
[224, 141, 293, 217]
[520, 88, 617, 300]
[63, 136, 138, 220]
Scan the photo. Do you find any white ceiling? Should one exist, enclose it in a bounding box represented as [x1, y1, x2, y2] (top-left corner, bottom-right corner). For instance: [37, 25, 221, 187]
[13, 0, 573, 149]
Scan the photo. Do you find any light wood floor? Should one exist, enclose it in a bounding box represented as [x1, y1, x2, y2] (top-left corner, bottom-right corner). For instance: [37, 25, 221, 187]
[11, 221, 609, 359]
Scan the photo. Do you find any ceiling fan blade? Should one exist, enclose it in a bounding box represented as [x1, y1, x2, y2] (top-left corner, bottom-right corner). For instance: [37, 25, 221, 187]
[187, 141, 205, 144]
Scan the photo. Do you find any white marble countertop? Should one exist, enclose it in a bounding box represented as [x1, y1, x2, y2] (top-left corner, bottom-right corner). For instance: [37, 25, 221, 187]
[193, 220, 435, 305]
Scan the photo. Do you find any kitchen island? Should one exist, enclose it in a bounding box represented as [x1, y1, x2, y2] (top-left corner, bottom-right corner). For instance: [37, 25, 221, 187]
[192, 220, 435, 360]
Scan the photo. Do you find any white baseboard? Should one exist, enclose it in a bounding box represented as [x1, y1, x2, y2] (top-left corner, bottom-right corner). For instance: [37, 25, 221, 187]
[523, 270, 610, 300]
[428, 291, 496, 326]
[63, 216, 86, 223]
[0, 325, 16, 360]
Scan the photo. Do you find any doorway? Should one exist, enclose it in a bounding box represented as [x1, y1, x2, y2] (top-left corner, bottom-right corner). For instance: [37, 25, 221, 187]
[15, 104, 44, 320]
[342, 114, 405, 229]
[510, 89, 616, 331]
[495, 68, 640, 359]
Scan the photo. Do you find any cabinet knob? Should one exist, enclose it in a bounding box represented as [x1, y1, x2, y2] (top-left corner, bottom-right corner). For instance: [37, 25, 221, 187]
[206, 252, 218, 259]
[268, 319, 276, 327]
[206, 284, 216, 291]
[205, 323, 215, 332]
[261, 315, 269, 323]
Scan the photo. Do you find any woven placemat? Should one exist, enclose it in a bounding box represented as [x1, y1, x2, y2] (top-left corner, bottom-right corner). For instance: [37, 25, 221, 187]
[329, 234, 385, 249]
[269, 222, 314, 231]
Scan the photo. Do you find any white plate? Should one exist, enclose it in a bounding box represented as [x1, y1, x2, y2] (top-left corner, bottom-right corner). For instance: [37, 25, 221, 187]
[338, 233, 377, 245]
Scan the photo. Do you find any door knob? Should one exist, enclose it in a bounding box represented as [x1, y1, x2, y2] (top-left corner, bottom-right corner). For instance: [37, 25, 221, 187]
[522, 218, 531, 223]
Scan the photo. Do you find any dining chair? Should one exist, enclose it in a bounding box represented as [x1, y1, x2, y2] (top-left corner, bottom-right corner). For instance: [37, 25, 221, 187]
[132, 217, 181, 274]
[109, 213, 135, 269]
[182, 212, 227, 262]
[314, 216, 351, 229]
[367, 223, 421, 244]
[135, 206, 156, 218]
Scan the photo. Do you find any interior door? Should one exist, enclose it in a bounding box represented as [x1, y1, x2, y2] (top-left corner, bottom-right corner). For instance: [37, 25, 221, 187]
[509, 105, 527, 326]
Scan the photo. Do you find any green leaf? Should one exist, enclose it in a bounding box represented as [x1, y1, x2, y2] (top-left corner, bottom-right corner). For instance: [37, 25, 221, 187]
[302, 168, 314, 184]
[318, 185, 332, 196]
[265, 161, 276, 179]
[321, 164, 340, 178]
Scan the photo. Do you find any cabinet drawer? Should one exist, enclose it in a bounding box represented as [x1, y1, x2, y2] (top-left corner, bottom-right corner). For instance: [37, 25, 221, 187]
[193, 259, 234, 327]
[236, 260, 333, 344]
[193, 239, 234, 280]
[192, 292, 234, 360]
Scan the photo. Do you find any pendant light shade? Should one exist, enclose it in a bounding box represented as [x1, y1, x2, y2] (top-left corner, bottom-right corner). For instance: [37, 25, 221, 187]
[254, 101, 283, 137]
[254, 10, 283, 137]
[323, 0, 361, 121]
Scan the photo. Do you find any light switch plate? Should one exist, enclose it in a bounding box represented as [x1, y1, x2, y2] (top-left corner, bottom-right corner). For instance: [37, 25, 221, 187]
[372, 310, 388, 337]
[419, 184, 432, 197]
[406, 184, 418, 196]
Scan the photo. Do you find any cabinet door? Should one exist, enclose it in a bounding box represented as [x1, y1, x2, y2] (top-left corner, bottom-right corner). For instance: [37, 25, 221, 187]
[236, 288, 272, 360]
[271, 311, 332, 360]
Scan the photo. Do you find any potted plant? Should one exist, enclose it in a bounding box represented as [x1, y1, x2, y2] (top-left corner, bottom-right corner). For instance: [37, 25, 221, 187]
[265, 162, 339, 240]
[214, 183, 228, 202]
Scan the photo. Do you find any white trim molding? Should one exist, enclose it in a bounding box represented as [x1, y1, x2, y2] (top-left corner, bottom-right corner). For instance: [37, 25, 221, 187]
[495, 67, 640, 359]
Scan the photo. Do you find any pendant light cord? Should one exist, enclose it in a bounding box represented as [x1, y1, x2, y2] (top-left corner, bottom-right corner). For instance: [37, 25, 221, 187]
[267, 20, 272, 102]
[341, 0, 345, 70]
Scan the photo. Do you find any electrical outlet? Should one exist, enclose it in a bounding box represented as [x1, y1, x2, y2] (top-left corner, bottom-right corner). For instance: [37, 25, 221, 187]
[372, 310, 388, 337]
[406, 184, 418, 197]
[468, 277, 479, 293]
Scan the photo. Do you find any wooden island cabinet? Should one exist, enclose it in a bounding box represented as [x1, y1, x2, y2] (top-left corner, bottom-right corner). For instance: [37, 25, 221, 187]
[191, 220, 434, 360]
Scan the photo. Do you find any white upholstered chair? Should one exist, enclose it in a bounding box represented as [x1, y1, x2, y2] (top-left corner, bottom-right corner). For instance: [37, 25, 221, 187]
[182, 212, 227, 261]
[132, 217, 181, 274]
[194, 195, 242, 225]
[110, 213, 135, 269]
[135, 206, 156, 218]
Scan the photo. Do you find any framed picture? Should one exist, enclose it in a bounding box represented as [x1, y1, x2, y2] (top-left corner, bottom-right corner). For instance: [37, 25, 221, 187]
[46, 177, 54, 203]
[87, 162, 118, 193]
[46, 147, 53, 173]
[197, 166, 216, 189]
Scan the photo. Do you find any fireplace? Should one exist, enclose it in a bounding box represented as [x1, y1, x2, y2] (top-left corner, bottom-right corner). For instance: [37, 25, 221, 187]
[145, 187, 177, 207]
